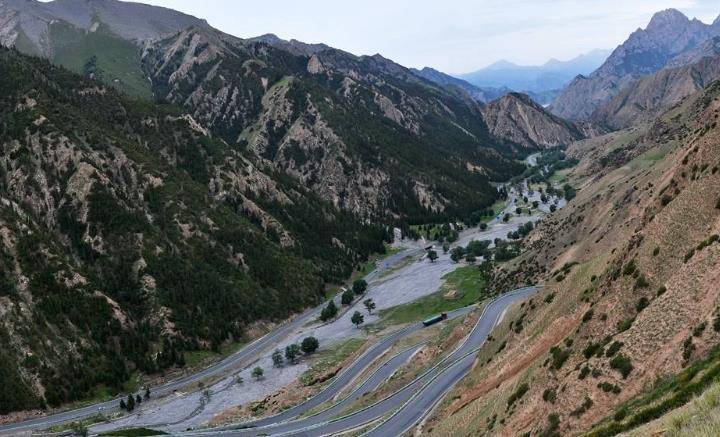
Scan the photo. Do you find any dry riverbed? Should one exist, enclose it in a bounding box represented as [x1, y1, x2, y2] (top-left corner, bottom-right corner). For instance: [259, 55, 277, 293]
[90, 184, 562, 435]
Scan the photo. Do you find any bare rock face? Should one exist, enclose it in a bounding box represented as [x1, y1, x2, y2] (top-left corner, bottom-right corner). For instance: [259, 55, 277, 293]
[592, 53, 720, 130]
[306, 54, 325, 74]
[482, 93, 586, 150]
[551, 9, 720, 121]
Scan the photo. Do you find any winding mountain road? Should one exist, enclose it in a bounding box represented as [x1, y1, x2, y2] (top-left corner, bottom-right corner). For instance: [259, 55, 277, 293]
[183, 286, 539, 437]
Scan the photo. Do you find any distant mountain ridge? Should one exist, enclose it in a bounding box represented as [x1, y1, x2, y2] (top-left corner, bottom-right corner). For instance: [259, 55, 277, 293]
[411, 66, 559, 106]
[458, 49, 610, 94]
[410, 66, 511, 103]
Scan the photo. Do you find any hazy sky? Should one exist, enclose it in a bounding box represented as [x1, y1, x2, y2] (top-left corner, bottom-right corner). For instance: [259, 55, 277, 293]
[128, 0, 718, 73]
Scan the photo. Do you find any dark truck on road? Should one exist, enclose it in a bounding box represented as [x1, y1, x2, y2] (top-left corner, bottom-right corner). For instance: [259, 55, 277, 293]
[422, 313, 448, 327]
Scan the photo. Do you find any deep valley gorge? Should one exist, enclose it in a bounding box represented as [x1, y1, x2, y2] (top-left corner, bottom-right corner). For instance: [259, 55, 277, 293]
[1, 2, 720, 436]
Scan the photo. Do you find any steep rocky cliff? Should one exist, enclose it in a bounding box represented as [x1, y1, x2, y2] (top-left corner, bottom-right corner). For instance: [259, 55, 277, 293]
[140, 25, 524, 221]
[1, 0, 528, 222]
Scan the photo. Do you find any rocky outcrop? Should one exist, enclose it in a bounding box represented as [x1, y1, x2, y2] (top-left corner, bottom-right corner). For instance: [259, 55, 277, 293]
[482, 93, 587, 150]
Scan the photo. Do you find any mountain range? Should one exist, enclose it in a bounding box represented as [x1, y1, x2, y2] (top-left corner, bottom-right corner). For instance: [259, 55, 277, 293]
[0, 0, 583, 413]
[5, 2, 720, 435]
[458, 49, 610, 95]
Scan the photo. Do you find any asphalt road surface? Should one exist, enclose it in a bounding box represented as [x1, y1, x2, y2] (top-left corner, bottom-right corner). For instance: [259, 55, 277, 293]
[196, 305, 476, 435]
[183, 286, 539, 437]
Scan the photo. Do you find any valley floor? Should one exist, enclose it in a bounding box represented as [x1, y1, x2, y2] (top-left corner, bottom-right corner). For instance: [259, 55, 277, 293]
[88, 184, 562, 434]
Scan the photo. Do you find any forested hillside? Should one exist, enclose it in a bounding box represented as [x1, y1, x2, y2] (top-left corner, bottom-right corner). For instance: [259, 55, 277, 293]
[140, 26, 525, 223]
[0, 47, 387, 412]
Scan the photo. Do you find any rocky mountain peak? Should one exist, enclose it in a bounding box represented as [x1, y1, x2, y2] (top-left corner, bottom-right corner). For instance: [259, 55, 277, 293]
[646, 8, 689, 30]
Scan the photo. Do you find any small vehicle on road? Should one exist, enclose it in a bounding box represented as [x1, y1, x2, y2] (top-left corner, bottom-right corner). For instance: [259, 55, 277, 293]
[422, 313, 448, 327]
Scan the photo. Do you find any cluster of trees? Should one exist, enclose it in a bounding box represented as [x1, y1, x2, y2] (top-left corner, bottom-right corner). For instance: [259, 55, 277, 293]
[513, 148, 579, 186]
[119, 389, 150, 412]
[272, 336, 320, 368]
[494, 240, 522, 261]
[446, 233, 524, 264]
[450, 239, 493, 264]
[340, 279, 369, 307]
[507, 222, 535, 240]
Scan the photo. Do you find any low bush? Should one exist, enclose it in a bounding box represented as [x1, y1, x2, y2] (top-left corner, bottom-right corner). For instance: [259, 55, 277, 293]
[507, 382, 529, 407]
[610, 354, 634, 378]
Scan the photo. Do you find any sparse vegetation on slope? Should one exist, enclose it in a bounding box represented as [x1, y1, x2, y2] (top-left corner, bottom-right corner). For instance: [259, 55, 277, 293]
[424, 73, 720, 436]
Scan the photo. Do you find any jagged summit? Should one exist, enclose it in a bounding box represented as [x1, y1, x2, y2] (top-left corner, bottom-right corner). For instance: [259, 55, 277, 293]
[646, 8, 689, 29]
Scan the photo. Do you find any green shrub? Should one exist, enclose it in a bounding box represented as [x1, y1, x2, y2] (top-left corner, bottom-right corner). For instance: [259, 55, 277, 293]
[683, 337, 695, 361]
[634, 275, 649, 289]
[597, 381, 622, 394]
[605, 341, 624, 358]
[550, 347, 571, 370]
[635, 297, 649, 312]
[542, 388, 557, 403]
[570, 396, 593, 417]
[507, 382, 529, 407]
[693, 322, 706, 337]
[610, 354, 634, 378]
[622, 260, 636, 276]
[539, 413, 560, 437]
[617, 317, 635, 333]
[579, 365, 590, 380]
